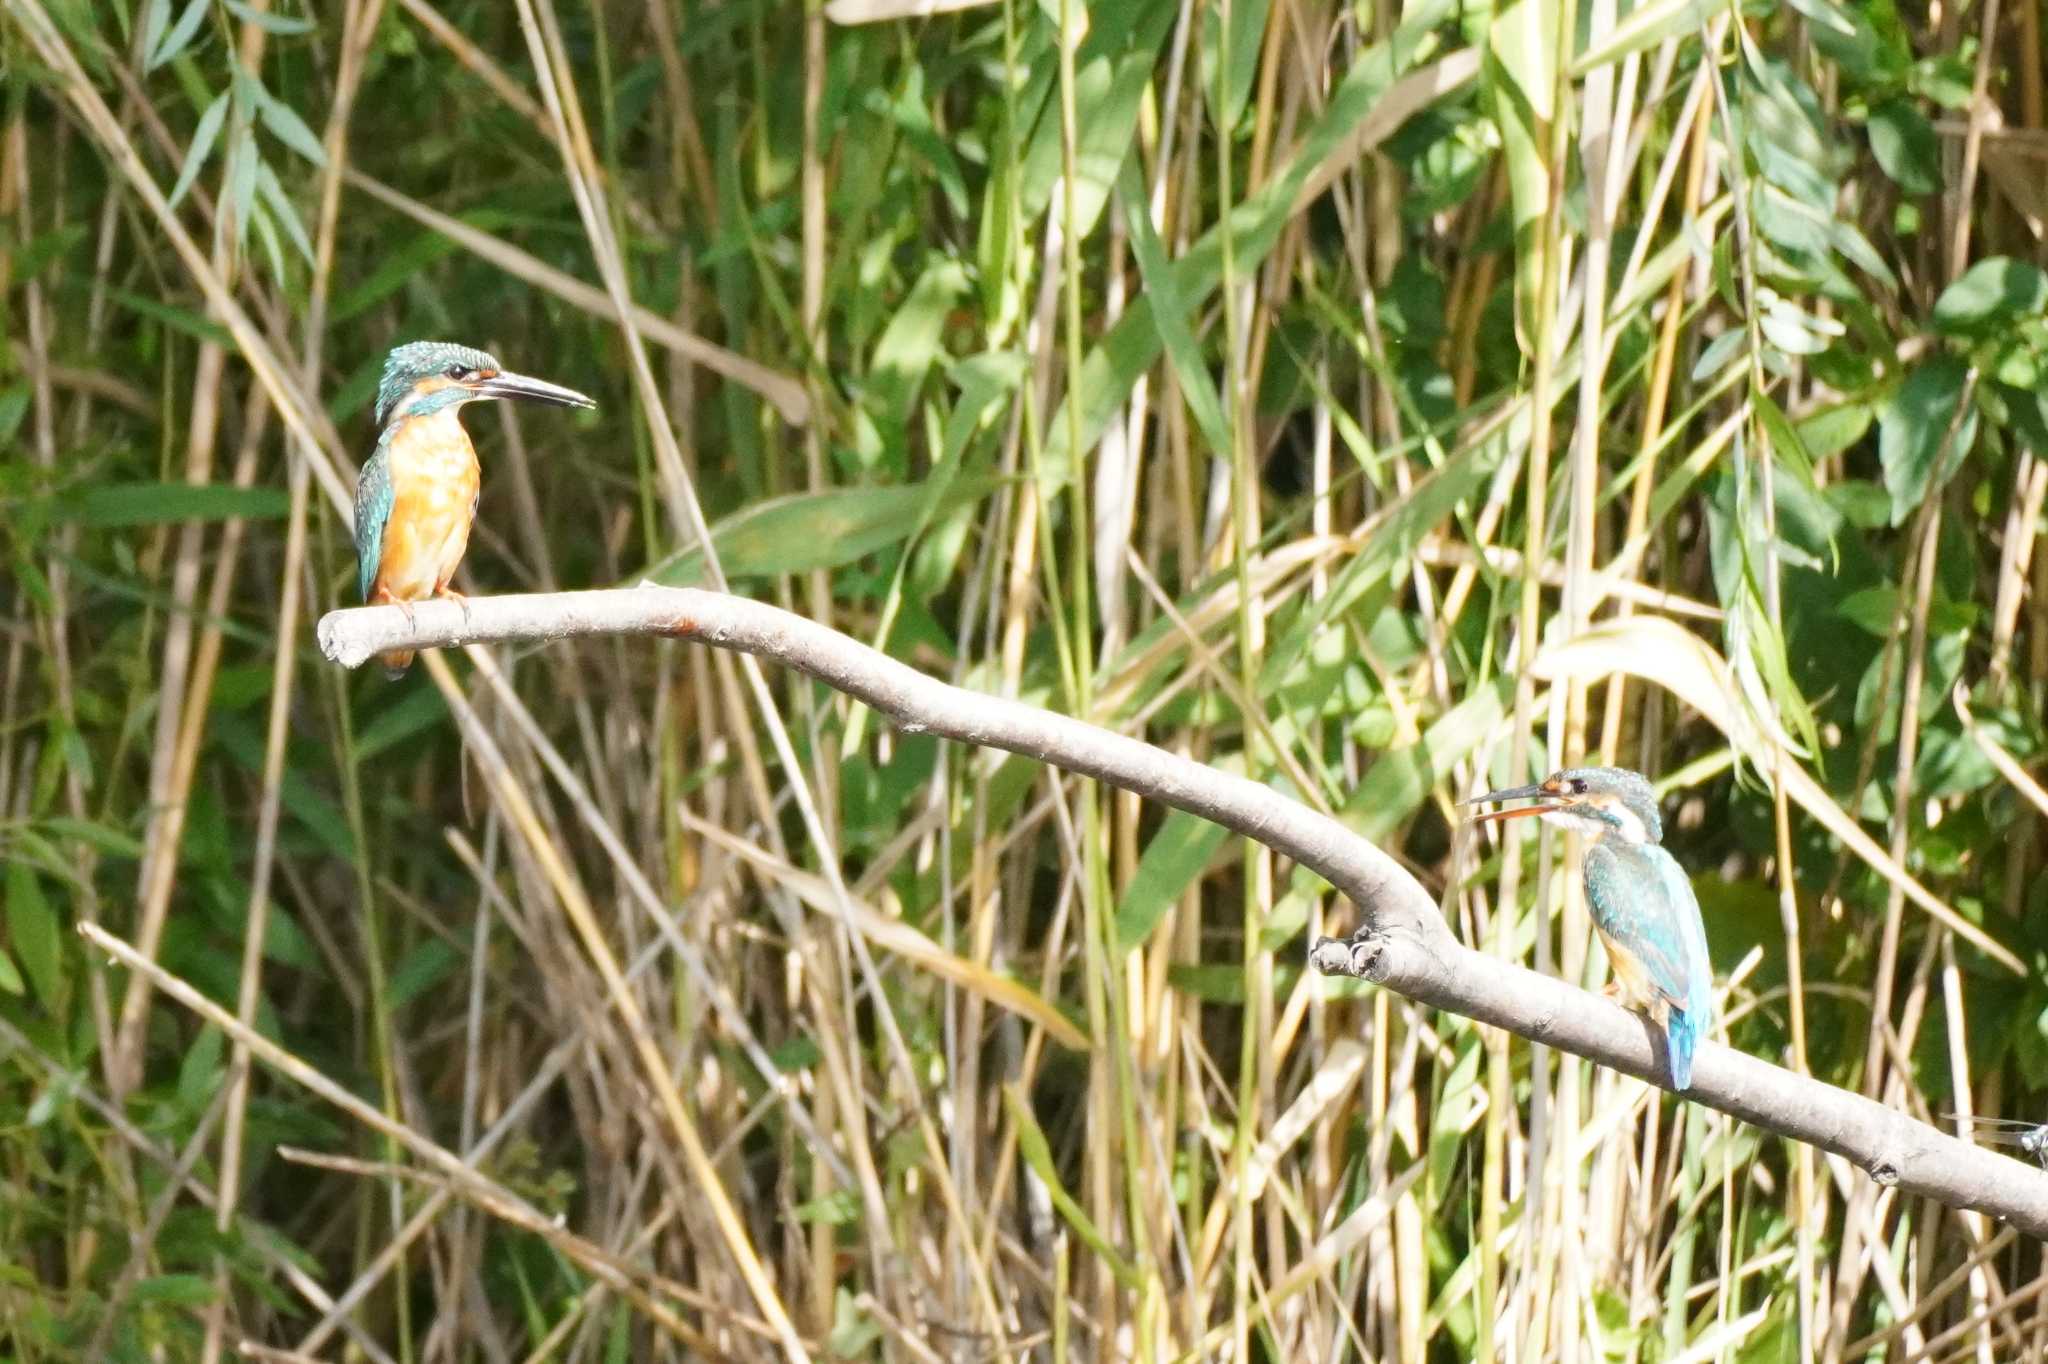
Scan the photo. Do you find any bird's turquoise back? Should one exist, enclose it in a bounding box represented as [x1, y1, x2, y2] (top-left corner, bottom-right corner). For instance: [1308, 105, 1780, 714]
[353, 429, 396, 602]
[1584, 841, 1713, 1089]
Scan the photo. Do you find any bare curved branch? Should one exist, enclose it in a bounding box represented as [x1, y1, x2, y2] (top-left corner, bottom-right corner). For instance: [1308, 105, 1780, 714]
[316, 584, 2048, 1237]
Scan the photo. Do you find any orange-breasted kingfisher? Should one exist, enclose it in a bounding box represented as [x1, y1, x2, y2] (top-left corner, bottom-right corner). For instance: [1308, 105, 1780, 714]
[353, 341, 594, 676]
[1466, 766, 1715, 1091]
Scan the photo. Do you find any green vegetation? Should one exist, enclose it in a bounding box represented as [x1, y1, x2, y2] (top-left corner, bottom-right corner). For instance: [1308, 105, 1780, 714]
[3, 0, 2046, 1357]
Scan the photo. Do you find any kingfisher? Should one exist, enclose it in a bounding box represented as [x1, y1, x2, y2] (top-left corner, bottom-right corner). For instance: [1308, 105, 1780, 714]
[353, 341, 594, 676]
[1465, 766, 1715, 1091]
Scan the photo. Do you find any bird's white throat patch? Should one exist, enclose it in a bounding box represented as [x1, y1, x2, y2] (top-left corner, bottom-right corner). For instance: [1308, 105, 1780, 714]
[1543, 793, 1652, 845]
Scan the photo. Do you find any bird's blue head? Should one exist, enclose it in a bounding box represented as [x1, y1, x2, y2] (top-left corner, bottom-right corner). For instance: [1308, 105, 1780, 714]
[1464, 765, 1663, 845]
[374, 340, 596, 428]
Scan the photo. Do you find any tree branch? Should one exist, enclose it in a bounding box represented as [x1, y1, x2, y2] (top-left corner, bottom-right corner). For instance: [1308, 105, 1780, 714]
[316, 585, 2048, 1236]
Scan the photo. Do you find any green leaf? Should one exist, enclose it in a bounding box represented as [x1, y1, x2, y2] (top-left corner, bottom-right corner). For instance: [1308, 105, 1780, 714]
[1003, 1084, 1139, 1288]
[48, 483, 289, 528]
[1795, 401, 1871, 461]
[1753, 389, 1817, 484]
[1114, 810, 1230, 952]
[106, 287, 234, 346]
[1345, 679, 1511, 844]
[1824, 478, 1893, 528]
[1878, 356, 1976, 524]
[355, 686, 450, 761]
[1041, 0, 1465, 488]
[10, 224, 87, 283]
[827, 1288, 883, 1358]
[1204, 0, 1268, 131]
[1836, 585, 1897, 636]
[169, 89, 229, 209]
[1487, 0, 1557, 347]
[255, 160, 317, 266]
[1260, 425, 1508, 692]
[212, 722, 356, 862]
[249, 77, 327, 166]
[865, 258, 968, 436]
[131, 1274, 217, 1307]
[1866, 98, 1938, 195]
[1120, 160, 1233, 462]
[140, 0, 172, 62]
[0, 388, 31, 446]
[1760, 293, 1846, 356]
[222, 0, 314, 34]
[793, 1189, 860, 1226]
[0, 945, 22, 996]
[1169, 962, 1311, 1002]
[388, 939, 459, 1009]
[1015, 0, 1174, 239]
[147, 0, 210, 71]
[1572, 0, 1725, 75]
[1933, 257, 2048, 337]
[177, 1026, 223, 1111]
[645, 476, 1002, 584]
[6, 863, 63, 1007]
[330, 221, 501, 323]
[1691, 327, 1747, 383]
[228, 126, 260, 256]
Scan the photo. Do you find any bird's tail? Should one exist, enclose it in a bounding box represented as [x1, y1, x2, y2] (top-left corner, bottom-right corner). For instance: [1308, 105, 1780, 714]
[379, 649, 416, 678]
[1666, 1008, 1702, 1091]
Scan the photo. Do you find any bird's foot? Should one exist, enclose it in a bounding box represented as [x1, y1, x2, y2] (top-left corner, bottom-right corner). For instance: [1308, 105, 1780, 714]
[374, 588, 418, 629]
[436, 586, 471, 625]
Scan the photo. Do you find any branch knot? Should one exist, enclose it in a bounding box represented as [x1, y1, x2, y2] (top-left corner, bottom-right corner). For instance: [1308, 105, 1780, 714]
[1307, 931, 1387, 983]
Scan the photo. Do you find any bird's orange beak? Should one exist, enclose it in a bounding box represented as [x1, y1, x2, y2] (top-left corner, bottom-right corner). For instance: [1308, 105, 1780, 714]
[1461, 782, 1563, 824]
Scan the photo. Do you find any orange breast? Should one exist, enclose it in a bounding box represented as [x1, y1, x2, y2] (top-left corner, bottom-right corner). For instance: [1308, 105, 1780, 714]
[375, 412, 480, 603]
[1595, 922, 1668, 1018]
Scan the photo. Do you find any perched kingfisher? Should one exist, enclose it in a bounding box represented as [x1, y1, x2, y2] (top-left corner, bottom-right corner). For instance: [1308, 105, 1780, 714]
[353, 341, 594, 676]
[1466, 766, 1716, 1091]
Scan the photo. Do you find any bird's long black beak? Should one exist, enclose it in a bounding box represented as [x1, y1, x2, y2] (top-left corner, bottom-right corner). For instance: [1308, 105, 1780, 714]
[470, 369, 597, 410]
[1461, 782, 1561, 823]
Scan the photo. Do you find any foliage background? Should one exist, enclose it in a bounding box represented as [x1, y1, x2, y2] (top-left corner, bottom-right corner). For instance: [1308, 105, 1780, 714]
[4, 0, 2048, 1357]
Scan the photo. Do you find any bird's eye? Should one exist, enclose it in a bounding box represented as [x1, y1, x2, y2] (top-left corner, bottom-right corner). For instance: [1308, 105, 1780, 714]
[445, 364, 472, 381]
[1570, 778, 1587, 794]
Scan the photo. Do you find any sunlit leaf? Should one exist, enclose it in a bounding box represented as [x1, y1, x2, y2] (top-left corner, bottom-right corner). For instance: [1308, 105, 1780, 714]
[1487, 0, 1556, 348]
[1115, 810, 1230, 951]
[1933, 257, 2048, 337]
[1120, 160, 1232, 462]
[1572, 0, 1725, 75]
[646, 476, 1002, 584]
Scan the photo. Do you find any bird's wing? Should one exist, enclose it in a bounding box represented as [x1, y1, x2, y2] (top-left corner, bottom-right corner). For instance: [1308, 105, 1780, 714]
[1653, 844, 1716, 1027]
[354, 430, 395, 603]
[1583, 842, 1707, 1017]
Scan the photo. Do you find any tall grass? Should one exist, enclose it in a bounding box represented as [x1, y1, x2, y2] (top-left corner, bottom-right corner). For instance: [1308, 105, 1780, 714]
[3, 0, 2047, 1357]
